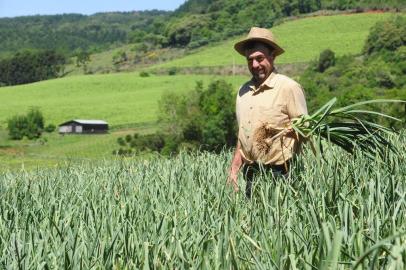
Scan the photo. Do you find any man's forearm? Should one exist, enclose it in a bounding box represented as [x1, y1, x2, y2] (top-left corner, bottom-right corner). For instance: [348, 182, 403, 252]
[228, 143, 243, 184]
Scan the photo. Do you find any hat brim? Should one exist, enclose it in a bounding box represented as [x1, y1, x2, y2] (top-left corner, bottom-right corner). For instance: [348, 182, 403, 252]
[234, 37, 285, 57]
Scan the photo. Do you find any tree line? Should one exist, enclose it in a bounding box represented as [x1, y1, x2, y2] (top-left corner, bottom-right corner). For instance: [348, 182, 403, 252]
[0, 0, 404, 57]
[0, 11, 169, 58]
[0, 50, 66, 86]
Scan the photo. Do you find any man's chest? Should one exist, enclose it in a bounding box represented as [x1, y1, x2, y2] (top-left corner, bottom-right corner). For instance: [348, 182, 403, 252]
[237, 89, 291, 129]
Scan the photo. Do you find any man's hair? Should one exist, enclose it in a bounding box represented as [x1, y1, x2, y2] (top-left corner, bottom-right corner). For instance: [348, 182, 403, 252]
[244, 41, 275, 56]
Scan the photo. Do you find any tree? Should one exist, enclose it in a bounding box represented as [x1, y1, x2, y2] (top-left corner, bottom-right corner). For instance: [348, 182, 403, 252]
[158, 80, 237, 152]
[75, 50, 91, 73]
[199, 80, 236, 151]
[364, 16, 406, 55]
[112, 50, 128, 71]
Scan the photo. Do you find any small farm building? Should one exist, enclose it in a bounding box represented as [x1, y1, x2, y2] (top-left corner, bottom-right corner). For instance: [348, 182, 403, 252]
[59, 120, 108, 134]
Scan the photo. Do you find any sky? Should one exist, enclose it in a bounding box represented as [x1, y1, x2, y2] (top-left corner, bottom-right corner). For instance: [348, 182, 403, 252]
[0, 0, 187, 18]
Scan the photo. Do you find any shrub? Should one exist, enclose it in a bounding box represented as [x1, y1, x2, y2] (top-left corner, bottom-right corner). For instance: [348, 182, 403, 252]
[125, 134, 133, 143]
[168, 67, 178, 76]
[375, 69, 395, 88]
[134, 133, 165, 152]
[7, 108, 44, 140]
[317, 49, 335, 72]
[27, 108, 44, 130]
[7, 115, 27, 140]
[45, 124, 56, 133]
[160, 135, 182, 156]
[114, 133, 167, 156]
[117, 137, 126, 146]
[139, 71, 150, 77]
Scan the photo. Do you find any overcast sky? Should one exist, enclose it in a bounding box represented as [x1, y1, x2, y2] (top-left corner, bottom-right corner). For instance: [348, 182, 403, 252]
[0, 0, 187, 18]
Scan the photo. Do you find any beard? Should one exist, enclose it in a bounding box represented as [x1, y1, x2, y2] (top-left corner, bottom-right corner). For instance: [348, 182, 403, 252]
[252, 69, 268, 84]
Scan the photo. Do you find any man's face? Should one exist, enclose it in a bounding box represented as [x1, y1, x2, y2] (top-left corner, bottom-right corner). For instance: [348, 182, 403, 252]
[245, 43, 274, 85]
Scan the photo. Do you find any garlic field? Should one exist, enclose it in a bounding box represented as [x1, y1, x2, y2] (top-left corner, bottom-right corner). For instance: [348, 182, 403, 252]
[0, 134, 405, 269]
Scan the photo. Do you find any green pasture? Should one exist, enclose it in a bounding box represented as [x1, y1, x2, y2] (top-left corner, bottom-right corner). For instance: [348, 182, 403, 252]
[0, 73, 246, 128]
[1, 134, 405, 268]
[151, 12, 396, 69]
[0, 74, 245, 169]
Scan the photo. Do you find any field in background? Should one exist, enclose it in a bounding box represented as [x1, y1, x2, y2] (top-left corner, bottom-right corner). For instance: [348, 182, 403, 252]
[1, 134, 405, 268]
[0, 74, 246, 128]
[0, 74, 245, 169]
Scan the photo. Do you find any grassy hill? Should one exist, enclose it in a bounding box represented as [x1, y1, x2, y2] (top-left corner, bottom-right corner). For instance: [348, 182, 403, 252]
[67, 12, 398, 75]
[0, 73, 246, 128]
[152, 12, 396, 69]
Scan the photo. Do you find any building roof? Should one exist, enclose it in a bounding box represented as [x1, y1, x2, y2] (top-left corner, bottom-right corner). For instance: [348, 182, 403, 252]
[59, 119, 108, 126]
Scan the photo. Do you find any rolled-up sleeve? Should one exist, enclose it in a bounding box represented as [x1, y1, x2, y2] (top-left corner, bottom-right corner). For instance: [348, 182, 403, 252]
[286, 82, 308, 119]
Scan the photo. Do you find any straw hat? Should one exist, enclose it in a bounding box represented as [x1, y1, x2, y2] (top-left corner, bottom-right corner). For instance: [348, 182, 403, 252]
[234, 27, 285, 57]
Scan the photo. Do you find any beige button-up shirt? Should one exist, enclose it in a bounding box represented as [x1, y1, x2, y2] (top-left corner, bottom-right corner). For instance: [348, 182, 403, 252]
[236, 70, 308, 165]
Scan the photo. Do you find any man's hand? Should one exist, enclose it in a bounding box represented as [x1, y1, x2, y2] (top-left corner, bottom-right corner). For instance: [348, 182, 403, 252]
[227, 143, 243, 193]
[227, 171, 239, 192]
[264, 124, 299, 142]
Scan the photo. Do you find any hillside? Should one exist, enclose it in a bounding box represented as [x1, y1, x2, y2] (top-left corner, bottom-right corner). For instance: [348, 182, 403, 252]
[66, 12, 398, 75]
[0, 74, 246, 128]
[0, 0, 404, 58]
[5, 7, 393, 128]
[151, 12, 395, 69]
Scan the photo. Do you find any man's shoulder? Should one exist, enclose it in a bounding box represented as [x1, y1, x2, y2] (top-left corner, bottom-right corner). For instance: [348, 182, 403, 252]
[237, 80, 253, 97]
[274, 73, 301, 88]
[274, 73, 305, 95]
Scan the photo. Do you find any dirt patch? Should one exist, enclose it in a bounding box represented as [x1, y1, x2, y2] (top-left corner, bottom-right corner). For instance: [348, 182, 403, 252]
[0, 146, 24, 156]
[150, 62, 308, 78]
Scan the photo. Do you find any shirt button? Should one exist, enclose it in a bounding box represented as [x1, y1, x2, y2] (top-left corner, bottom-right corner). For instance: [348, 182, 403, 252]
[247, 136, 250, 139]
[248, 121, 251, 124]
[250, 106, 253, 109]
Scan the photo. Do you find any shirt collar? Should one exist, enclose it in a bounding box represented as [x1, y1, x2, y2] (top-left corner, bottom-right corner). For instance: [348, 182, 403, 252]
[248, 69, 278, 94]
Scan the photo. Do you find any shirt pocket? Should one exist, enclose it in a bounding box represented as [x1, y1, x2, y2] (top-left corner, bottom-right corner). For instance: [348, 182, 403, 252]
[258, 105, 290, 127]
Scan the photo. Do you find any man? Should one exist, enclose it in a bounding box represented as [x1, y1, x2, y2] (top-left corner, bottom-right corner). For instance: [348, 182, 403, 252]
[227, 27, 308, 197]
